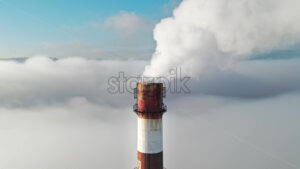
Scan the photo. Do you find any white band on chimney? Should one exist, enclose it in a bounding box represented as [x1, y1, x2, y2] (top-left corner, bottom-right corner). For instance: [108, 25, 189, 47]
[137, 118, 163, 154]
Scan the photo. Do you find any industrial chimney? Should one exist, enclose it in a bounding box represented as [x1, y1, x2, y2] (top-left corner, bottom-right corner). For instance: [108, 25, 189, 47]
[133, 83, 167, 169]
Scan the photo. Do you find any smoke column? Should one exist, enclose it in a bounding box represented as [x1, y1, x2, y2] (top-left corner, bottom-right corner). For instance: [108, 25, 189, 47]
[144, 0, 300, 77]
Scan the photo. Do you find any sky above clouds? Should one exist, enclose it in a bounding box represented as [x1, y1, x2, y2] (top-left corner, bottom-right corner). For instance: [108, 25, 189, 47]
[0, 0, 300, 169]
[0, 0, 179, 59]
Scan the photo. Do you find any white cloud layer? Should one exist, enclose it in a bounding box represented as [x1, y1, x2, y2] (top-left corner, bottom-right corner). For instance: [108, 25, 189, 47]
[0, 56, 300, 168]
[144, 0, 300, 77]
[0, 56, 146, 107]
[0, 56, 300, 108]
[1, 86, 300, 169]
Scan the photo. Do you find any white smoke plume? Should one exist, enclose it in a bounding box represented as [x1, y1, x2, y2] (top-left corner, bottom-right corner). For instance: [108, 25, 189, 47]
[144, 0, 300, 77]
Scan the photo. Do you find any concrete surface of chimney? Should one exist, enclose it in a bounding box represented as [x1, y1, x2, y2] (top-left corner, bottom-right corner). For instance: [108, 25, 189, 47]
[133, 83, 166, 169]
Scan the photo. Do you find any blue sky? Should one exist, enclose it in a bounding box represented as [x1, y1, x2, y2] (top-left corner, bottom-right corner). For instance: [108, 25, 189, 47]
[0, 0, 181, 58]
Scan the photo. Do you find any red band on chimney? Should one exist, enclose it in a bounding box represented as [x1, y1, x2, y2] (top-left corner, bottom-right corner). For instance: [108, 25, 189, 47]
[137, 83, 163, 113]
[137, 151, 163, 169]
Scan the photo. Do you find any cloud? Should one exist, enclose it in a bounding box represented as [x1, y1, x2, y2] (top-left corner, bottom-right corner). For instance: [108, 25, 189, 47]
[0, 99, 137, 169]
[36, 12, 156, 60]
[104, 11, 154, 36]
[101, 11, 156, 48]
[1, 86, 300, 169]
[164, 92, 300, 169]
[144, 0, 300, 77]
[0, 56, 300, 168]
[0, 56, 147, 107]
[36, 41, 154, 59]
[188, 59, 300, 98]
[1, 56, 300, 110]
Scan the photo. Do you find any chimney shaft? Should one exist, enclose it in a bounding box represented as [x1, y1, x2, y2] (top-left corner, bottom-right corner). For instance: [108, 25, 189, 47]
[134, 83, 166, 169]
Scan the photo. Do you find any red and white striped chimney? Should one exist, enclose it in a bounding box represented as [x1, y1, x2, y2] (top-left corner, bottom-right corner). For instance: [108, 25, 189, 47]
[134, 83, 166, 169]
